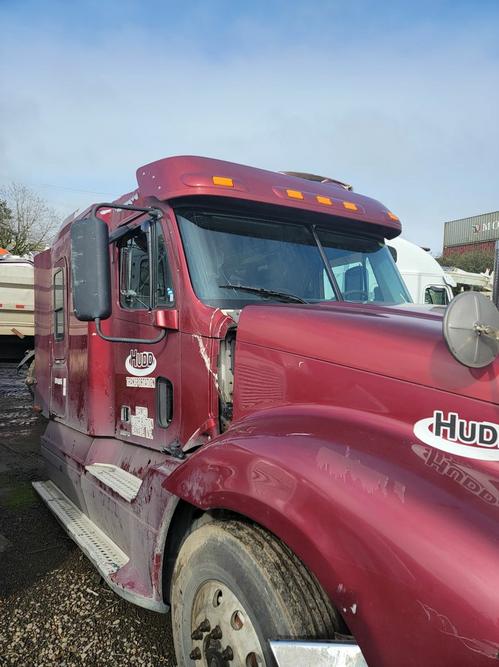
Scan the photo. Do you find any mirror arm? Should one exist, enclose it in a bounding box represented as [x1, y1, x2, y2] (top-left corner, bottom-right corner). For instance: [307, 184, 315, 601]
[474, 323, 499, 341]
[91, 202, 163, 220]
[95, 318, 167, 345]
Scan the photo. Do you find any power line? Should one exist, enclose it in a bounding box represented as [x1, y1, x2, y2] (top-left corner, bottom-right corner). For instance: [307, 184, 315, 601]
[1, 178, 116, 197]
[37, 183, 116, 196]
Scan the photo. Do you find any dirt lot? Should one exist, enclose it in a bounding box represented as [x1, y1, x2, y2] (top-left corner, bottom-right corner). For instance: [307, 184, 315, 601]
[0, 364, 176, 666]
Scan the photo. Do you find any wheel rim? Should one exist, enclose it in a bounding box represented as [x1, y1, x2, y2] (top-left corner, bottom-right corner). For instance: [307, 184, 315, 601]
[189, 579, 266, 666]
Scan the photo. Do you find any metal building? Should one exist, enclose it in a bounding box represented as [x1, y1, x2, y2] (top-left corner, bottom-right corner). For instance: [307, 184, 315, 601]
[443, 210, 499, 255]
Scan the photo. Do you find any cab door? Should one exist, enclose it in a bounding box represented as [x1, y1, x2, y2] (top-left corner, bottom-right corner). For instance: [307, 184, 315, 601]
[113, 220, 181, 453]
[50, 258, 68, 418]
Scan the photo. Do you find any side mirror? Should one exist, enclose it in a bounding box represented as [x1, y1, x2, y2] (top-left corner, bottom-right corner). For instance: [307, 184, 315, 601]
[443, 291, 499, 368]
[71, 216, 111, 321]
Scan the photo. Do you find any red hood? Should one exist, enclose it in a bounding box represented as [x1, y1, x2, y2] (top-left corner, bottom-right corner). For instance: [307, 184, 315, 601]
[237, 302, 499, 406]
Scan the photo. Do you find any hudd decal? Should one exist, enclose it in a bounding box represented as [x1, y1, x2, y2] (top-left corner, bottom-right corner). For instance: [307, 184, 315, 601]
[125, 349, 157, 377]
[414, 411, 499, 461]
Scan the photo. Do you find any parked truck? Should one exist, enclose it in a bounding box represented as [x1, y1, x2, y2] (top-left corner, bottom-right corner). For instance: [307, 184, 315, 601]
[386, 236, 456, 304]
[33, 156, 499, 667]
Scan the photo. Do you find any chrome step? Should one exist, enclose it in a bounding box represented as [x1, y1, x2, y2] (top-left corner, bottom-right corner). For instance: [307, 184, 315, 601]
[32, 480, 128, 576]
[85, 463, 142, 502]
[270, 641, 368, 667]
[33, 479, 168, 613]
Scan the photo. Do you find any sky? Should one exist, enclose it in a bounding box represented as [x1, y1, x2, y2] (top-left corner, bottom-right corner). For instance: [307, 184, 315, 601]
[1, 0, 498, 253]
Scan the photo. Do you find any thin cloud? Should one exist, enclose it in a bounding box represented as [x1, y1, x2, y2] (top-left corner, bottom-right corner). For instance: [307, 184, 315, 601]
[1, 2, 498, 252]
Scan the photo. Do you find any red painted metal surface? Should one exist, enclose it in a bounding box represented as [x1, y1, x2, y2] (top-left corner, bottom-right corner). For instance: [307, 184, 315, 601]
[136, 156, 401, 238]
[167, 302, 499, 666]
[33, 156, 499, 667]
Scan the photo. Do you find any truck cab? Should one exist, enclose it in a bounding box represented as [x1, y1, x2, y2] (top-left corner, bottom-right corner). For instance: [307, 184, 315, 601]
[33, 156, 499, 667]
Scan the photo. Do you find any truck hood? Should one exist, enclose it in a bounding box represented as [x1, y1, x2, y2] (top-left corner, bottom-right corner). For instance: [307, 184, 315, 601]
[237, 302, 499, 405]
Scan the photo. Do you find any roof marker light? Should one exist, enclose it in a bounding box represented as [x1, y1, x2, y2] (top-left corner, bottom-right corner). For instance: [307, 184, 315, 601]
[316, 195, 332, 206]
[343, 201, 358, 211]
[212, 176, 234, 187]
[286, 189, 304, 200]
[387, 211, 399, 221]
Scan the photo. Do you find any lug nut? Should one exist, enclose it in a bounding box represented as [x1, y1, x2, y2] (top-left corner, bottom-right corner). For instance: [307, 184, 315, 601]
[209, 625, 222, 640]
[191, 618, 211, 639]
[222, 646, 234, 661]
[198, 619, 211, 633]
[189, 647, 202, 660]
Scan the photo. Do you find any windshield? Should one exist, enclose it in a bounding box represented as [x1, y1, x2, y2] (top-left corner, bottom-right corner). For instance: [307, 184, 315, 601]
[177, 209, 412, 308]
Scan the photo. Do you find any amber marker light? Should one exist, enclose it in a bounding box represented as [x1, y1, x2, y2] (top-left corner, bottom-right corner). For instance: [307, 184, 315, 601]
[343, 201, 358, 211]
[212, 176, 234, 187]
[316, 195, 332, 206]
[286, 189, 304, 200]
[387, 211, 399, 221]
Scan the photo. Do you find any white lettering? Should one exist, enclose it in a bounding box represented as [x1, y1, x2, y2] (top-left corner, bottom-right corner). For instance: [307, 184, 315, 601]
[126, 377, 156, 388]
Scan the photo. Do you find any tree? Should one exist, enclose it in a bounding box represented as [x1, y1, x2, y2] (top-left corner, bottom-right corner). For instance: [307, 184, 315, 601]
[437, 248, 495, 274]
[0, 199, 13, 249]
[0, 183, 61, 255]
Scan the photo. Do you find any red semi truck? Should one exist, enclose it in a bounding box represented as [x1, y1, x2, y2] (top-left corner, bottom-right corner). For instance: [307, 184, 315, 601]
[33, 156, 499, 667]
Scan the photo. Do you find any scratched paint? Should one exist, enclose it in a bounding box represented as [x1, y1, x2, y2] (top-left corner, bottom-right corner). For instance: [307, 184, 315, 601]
[192, 334, 219, 390]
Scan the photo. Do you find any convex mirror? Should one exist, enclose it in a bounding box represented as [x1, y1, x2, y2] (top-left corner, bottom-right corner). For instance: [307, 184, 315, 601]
[443, 291, 499, 368]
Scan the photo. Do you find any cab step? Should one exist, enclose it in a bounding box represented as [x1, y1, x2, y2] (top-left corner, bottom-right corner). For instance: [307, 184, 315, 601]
[270, 641, 368, 667]
[33, 479, 168, 613]
[85, 463, 142, 502]
[32, 480, 128, 576]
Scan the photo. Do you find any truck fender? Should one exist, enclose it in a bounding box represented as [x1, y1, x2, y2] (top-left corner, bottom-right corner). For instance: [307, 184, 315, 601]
[164, 404, 499, 667]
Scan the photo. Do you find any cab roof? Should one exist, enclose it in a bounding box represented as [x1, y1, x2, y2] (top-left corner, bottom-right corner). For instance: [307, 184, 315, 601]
[136, 155, 402, 239]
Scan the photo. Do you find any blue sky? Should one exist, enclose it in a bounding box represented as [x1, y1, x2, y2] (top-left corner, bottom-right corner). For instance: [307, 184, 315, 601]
[1, 0, 498, 252]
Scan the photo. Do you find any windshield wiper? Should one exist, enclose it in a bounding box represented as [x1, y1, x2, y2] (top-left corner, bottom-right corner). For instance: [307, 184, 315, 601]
[219, 284, 308, 304]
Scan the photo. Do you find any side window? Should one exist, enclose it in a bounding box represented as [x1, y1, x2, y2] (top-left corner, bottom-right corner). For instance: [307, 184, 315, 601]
[425, 286, 449, 305]
[157, 228, 175, 307]
[53, 269, 65, 340]
[323, 270, 337, 300]
[119, 225, 174, 310]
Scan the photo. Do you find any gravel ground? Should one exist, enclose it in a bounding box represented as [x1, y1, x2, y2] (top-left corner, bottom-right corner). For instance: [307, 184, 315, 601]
[0, 364, 176, 666]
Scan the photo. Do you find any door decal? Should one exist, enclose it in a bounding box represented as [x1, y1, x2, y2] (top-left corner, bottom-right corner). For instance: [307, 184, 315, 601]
[126, 377, 156, 388]
[125, 349, 157, 376]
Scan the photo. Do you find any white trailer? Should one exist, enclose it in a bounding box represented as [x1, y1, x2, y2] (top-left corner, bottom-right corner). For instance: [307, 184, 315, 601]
[0, 254, 34, 360]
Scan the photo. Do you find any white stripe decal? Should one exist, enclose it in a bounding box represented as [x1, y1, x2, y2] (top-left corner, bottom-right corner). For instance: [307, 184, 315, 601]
[414, 417, 499, 462]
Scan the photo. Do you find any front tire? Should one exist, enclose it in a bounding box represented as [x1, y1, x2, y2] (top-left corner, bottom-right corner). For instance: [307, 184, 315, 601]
[171, 519, 340, 666]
